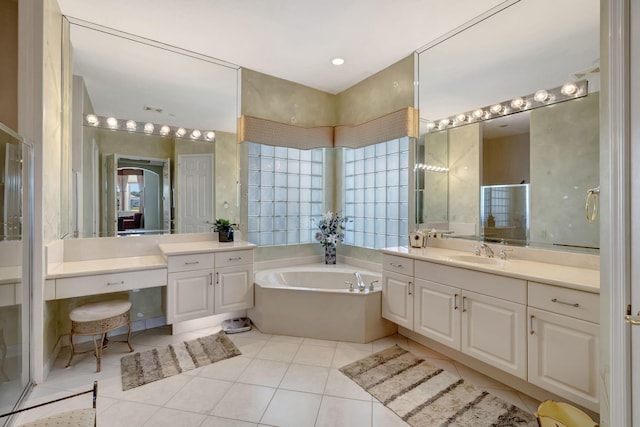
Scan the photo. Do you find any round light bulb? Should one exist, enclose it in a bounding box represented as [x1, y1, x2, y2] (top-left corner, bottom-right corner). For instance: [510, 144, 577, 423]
[125, 120, 137, 132]
[204, 131, 216, 141]
[456, 114, 467, 123]
[190, 129, 202, 139]
[143, 123, 154, 134]
[534, 89, 550, 103]
[106, 117, 118, 129]
[86, 114, 99, 126]
[472, 109, 484, 119]
[510, 97, 525, 109]
[331, 57, 345, 65]
[426, 122, 436, 130]
[439, 119, 451, 129]
[489, 104, 503, 114]
[561, 82, 578, 96]
[175, 128, 186, 138]
[159, 125, 170, 136]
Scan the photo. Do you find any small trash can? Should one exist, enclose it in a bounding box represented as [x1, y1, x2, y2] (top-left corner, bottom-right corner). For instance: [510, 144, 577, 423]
[535, 401, 598, 427]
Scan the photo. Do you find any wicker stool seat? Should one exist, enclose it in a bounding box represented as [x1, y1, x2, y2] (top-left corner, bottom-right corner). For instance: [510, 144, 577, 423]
[66, 299, 134, 372]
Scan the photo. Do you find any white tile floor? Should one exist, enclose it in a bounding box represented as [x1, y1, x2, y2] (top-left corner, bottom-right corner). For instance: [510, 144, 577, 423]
[14, 326, 540, 427]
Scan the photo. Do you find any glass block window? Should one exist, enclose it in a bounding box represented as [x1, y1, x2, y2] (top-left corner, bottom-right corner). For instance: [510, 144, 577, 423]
[343, 137, 410, 249]
[247, 143, 324, 246]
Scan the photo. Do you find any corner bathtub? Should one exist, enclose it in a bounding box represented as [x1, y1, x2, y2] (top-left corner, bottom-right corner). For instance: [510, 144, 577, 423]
[247, 264, 397, 343]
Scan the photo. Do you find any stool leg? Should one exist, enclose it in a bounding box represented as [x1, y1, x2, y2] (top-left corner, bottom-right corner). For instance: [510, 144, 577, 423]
[92, 333, 105, 373]
[65, 332, 75, 368]
[125, 320, 134, 353]
[0, 329, 8, 380]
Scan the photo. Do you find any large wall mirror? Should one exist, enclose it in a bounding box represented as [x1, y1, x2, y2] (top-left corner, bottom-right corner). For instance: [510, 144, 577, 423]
[63, 17, 240, 238]
[416, 0, 600, 252]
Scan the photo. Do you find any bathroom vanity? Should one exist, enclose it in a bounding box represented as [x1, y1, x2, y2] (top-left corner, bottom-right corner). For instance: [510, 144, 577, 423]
[45, 234, 256, 331]
[381, 245, 599, 413]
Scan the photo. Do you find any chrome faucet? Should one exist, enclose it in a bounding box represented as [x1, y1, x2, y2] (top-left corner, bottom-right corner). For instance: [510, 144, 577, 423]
[354, 272, 366, 292]
[480, 243, 495, 258]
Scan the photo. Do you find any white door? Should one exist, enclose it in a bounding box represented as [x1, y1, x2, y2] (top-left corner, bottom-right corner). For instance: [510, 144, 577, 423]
[167, 270, 214, 324]
[461, 290, 527, 380]
[528, 307, 599, 412]
[177, 154, 214, 233]
[214, 265, 253, 313]
[381, 271, 413, 328]
[414, 279, 460, 350]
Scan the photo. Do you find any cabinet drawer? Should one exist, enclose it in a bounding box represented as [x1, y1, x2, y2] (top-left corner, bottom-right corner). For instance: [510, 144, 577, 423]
[55, 268, 167, 299]
[415, 260, 526, 304]
[215, 250, 253, 268]
[383, 254, 414, 276]
[167, 253, 214, 273]
[528, 281, 599, 323]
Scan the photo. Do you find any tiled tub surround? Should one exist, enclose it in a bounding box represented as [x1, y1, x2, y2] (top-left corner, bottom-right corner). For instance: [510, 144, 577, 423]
[248, 264, 397, 343]
[380, 241, 599, 416]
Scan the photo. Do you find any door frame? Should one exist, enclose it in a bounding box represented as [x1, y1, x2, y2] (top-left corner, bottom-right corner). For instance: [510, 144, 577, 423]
[607, 0, 632, 425]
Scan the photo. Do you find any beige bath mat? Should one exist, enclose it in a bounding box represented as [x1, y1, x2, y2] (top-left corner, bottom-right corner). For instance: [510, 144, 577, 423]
[120, 331, 241, 391]
[340, 345, 537, 427]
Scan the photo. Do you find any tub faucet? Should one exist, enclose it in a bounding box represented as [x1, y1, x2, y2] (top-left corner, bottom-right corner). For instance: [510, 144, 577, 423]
[354, 272, 366, 292]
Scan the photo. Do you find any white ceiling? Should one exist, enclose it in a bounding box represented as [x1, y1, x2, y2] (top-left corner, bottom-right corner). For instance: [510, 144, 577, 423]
[57, 0, 507, 95]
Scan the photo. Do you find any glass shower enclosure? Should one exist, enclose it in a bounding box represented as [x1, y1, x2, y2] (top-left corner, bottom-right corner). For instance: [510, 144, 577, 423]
[0, 122, 33, 424]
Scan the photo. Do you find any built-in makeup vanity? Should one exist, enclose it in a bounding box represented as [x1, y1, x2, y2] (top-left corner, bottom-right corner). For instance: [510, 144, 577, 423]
[381, 243, 599, 413]
[45, 234, 255, 332]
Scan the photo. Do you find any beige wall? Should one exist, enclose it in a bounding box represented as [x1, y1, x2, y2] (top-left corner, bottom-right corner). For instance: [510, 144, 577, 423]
[242, 68, 336, 127]
[0, 0, 18, 131]
[336, 55, 414, 126]
[483, 132, 530, 185]
[448, 123, 481, 233]
[530, 93, 599, 249]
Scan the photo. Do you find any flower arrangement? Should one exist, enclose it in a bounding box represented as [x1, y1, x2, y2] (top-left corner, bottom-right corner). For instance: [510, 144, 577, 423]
[315, 211, 348, 248]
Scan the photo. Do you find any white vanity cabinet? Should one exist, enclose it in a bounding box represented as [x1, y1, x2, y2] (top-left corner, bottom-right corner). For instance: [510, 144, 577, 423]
[214, 250, 254, 313]
[167, 253, 215, 323]
[381, 255, 414, 328]
[527, 281, 600, 412]
[414, 261, 527, 379]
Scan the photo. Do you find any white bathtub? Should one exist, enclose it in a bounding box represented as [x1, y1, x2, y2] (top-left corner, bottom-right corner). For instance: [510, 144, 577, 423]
[247, 264, 397, 343]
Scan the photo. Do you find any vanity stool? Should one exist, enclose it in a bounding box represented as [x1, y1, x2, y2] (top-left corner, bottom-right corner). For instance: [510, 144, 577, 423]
[66, 299, 134, 372]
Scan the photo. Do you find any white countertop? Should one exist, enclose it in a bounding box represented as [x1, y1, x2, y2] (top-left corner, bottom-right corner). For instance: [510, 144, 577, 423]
[46, 255, 167, 279]
[158, 240, 256, 256]
[0, 266, 21, 285]
[382, 246, 600, 293]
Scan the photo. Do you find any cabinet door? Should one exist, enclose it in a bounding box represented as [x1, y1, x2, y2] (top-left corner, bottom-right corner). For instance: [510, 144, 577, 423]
[414, 279, 461, 350]
[381, 270, 413, 328]
[461, 290, 527, 379]
[214, 265, 253, 313]
[528, 307, 599, 412]
[167, 269, 214, 324]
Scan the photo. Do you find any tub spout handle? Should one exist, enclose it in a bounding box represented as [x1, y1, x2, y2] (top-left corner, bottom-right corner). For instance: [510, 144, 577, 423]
[344, 281, 355, 292]
[369, 280, 379, 291]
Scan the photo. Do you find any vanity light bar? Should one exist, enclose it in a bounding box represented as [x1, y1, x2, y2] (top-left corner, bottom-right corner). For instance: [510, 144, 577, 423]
[84, 114, 216, 142]
[414, 163, 449, 173]
[425, 80, 588, 132]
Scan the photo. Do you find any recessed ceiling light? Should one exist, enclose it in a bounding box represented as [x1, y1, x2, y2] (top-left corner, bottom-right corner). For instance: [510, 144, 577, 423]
[331, 57, 345, 66]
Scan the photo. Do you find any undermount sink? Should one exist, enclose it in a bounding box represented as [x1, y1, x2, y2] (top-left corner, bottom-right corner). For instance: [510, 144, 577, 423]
[447, 255, 506, 266]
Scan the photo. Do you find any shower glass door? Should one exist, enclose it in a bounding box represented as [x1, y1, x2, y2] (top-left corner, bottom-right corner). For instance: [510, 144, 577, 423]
[0, 123, 32, 424]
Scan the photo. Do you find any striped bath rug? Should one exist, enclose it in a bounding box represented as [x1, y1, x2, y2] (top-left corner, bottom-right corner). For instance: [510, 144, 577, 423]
[339, 345, 537, 427]
[120, 331, 241, 391]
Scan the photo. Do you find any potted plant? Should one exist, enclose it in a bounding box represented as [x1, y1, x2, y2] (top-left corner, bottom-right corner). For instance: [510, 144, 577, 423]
[212, 218, 237, 242]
